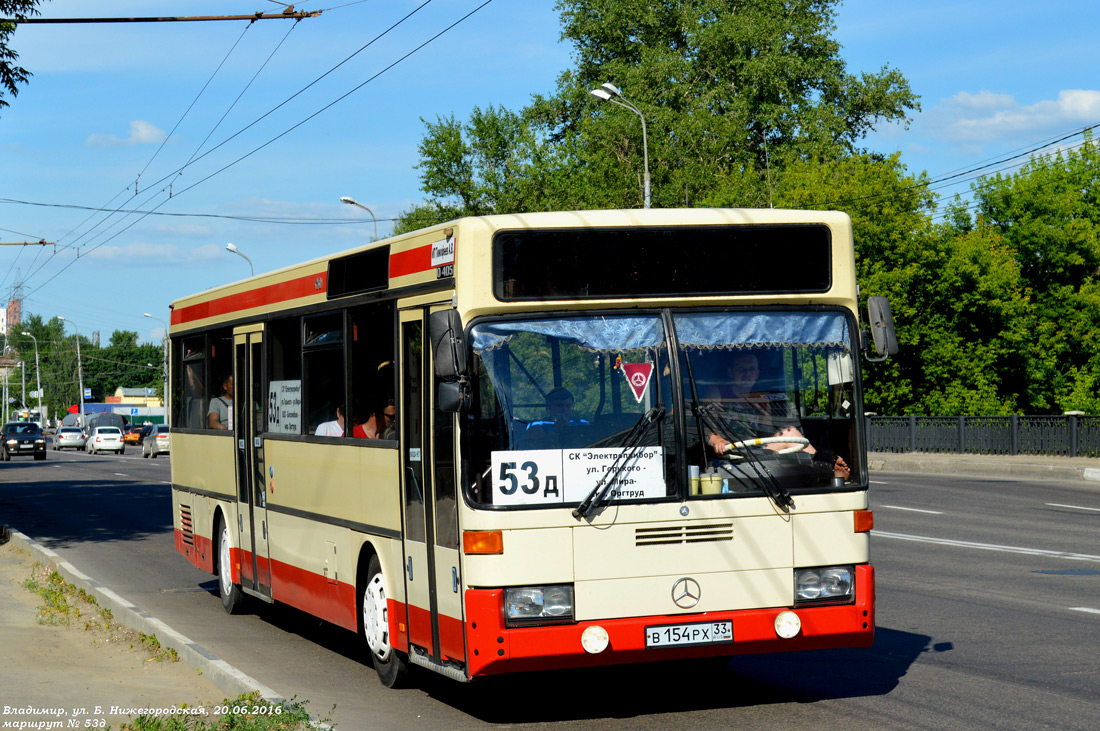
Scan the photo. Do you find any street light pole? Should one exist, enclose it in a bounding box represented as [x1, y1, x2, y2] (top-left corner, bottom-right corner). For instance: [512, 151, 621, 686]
[340, 196, 378, 240]
[21, 332, 41, 425]
[58, 317, 85, 427]
[144, 313, 169, 424]
[589, 82, 651, 208]
[225, 242, 254, 277]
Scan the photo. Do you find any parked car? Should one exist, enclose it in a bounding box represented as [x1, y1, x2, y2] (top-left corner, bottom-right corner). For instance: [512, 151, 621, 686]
[53, 426, 87, 451]
[2, 422, 46, 461]
[122, 424, 144, 446]
[142, 424, 170, 458]
[86, 426, 125, 455]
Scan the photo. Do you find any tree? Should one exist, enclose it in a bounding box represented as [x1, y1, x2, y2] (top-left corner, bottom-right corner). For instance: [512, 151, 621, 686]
[962, 135, 1100, 413]
[0, 1, 43, 113]
[396, 0, 919, 228]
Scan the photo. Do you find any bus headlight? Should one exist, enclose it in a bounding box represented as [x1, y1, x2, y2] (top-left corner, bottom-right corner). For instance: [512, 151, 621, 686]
[794, 566, 854, 605]
[504, 585, 574, 626]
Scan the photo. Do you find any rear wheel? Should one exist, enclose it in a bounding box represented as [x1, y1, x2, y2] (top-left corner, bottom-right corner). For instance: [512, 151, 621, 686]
[361, 554, 407, 687]
[218, 521, 244, 614]
[119, 446, 125, 455]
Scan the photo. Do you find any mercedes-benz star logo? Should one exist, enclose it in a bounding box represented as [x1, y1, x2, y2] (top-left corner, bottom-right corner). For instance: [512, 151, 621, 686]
[671, 577, 701, 609]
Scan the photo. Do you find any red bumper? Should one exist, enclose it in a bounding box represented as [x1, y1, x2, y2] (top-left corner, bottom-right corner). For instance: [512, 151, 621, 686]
[465, 564, 874, 678]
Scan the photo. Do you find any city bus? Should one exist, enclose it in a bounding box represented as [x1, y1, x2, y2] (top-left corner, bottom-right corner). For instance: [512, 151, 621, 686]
[168, 208, 896, 687]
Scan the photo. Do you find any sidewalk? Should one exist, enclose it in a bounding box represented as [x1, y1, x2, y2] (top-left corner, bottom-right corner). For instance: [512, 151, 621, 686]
[1, 452, 1097, 728]
[0, 536, 224, 728]
[869, 451, 1100, 485]
[0, 530, 285, 730]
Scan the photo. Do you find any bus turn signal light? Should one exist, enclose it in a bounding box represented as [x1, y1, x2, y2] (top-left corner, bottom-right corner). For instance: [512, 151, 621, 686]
[854, 510, 874, 533]
[463, 530, 503, 555]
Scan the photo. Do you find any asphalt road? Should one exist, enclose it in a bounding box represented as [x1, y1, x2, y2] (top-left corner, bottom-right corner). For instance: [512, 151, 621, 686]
[1, 448, 1098, 729]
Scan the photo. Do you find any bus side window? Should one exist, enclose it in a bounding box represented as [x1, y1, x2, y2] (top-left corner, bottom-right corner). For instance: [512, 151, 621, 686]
[349, 301, 397, 443]
[303, 313, 345, 436]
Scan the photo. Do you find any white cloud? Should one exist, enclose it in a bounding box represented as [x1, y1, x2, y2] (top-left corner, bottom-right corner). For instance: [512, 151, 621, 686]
[86, 120, 167, 148]
[78, 241, 223, 264]
[930, 89, 1100, 145]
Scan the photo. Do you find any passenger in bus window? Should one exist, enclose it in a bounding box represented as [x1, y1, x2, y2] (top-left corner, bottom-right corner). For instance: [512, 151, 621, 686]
[705, 352, 849, 479]
[381, 400, 396, 439]
[208, 375, 233, 430]
[525, 388, 589, 448]
[353, 399, 396, 439]
[315, 406, 346, 437]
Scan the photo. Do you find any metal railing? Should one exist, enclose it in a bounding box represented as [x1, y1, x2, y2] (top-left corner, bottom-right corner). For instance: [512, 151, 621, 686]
[867, 415, 1100, 458]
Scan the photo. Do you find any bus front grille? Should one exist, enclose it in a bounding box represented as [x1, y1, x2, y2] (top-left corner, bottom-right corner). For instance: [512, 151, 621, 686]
[635, 523, 733, 546]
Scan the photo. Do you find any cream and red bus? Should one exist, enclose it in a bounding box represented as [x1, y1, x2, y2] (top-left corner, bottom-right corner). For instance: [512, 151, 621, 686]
[169, 208, 895, 687]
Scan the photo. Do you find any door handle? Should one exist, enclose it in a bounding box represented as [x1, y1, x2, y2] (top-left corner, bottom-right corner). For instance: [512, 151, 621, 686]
[406, 556, 414, 581]
[452, 566, 459, 593]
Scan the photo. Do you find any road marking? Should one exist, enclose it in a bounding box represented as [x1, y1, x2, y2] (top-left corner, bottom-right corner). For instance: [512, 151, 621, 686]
[870, 480, 890, 485]
[1045, 502, 1100, 513]
[114, 473, 129, 477]
[873, 530, 1100, 563]
[880, 504, 944, 514]
[1070, 607, 1100, 615]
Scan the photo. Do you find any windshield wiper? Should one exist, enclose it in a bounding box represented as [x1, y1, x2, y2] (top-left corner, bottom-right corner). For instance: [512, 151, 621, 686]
[573, 407, 665, 520]
[700, 405, 795, 512]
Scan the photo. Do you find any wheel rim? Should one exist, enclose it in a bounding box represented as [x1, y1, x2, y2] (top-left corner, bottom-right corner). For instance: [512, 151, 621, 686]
[362, 572, 392, 661]
[219, 526, 233, 596]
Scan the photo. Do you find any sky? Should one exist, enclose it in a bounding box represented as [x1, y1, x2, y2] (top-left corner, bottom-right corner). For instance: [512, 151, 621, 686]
[2, 0, 1100, 346]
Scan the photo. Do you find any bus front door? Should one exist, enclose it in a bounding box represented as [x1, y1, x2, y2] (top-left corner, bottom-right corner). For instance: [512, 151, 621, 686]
[399, 306, 464, 673]
[234, 329, 271, 601]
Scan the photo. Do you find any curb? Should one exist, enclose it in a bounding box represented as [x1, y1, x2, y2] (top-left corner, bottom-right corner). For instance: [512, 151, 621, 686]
[9, 529, 285, 705]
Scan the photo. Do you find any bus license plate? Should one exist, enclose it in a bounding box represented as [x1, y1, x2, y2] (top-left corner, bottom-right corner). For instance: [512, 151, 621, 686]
[645, 620, 732, 648]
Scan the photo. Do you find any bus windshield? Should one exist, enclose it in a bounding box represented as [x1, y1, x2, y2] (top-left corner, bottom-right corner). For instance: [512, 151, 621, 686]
[464, 309, 859, 508]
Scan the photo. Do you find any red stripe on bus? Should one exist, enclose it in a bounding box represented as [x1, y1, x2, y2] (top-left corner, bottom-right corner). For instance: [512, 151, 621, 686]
[389, 244, 432, 278]
[171, 272, 327, 326]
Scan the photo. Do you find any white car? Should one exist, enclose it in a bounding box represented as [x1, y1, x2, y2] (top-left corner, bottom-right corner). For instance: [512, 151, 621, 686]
[86, 426, 125, 455]
[142, 425, 170, 458]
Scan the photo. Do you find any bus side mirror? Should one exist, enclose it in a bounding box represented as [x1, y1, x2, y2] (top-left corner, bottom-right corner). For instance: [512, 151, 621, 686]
[429, 309, 470, 412]
[429, 309, 468, 380]
[864, 296, 898, 362]
[438, 381, 470, 412]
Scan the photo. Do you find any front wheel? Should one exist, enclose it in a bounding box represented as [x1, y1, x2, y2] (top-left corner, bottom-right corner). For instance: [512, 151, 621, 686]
[361, 554, 407, 688]
[218, 521, 244, 614]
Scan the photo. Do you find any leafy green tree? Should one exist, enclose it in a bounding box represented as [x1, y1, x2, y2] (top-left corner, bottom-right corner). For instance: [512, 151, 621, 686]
[963, 135, 1100, 413]
[395, 0, 919, 229]
[0, 0, 43, 113]
[9, 318, 164, 421]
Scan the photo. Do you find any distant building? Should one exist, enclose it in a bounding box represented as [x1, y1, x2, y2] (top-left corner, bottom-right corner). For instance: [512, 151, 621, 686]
[108, 386, 162, 409]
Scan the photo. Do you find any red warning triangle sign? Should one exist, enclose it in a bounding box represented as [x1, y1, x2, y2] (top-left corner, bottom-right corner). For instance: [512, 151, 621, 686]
[622, 362, 654, 403]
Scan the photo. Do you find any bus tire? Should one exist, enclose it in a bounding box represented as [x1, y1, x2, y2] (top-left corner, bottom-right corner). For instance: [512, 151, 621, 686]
[218, 519, 245, 614]
[361, 554, 407, 688]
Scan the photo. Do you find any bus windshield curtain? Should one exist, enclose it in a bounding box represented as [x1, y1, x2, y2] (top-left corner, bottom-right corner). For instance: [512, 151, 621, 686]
[470, 315, 665, 354]
[672, 312, 851, 351]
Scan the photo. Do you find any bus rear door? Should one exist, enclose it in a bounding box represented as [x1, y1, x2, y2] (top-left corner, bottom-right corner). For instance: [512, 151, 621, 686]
[234, 327, 272, 601]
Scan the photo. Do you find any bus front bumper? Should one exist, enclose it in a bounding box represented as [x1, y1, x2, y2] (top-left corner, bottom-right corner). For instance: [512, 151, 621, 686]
[464, 564, 874, 678]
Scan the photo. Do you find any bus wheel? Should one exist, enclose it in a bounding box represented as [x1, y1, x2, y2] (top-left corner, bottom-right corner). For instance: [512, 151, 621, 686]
[218, 521, 244, 614]
[362, 554, 407, 687]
